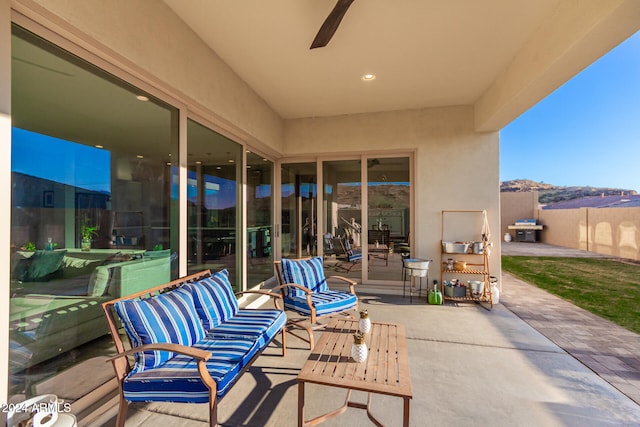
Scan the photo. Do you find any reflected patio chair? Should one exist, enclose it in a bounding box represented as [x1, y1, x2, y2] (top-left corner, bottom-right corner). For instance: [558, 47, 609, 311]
[322, 233, 336, 259]
[331, 237, 363, 273]
[274, 257, 358, 349]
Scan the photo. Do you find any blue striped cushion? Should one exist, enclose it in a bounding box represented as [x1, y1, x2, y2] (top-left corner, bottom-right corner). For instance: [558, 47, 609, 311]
[186, 269, 239, 329]
[343, 240, 363, 261]
[284, 290, 357, 317]
[280, 257, 328, 298]
[348, 250, 362, 261]
[209, 309, 287, 347]
[122, 336, 260, 402]
[114, 287, 206, 373]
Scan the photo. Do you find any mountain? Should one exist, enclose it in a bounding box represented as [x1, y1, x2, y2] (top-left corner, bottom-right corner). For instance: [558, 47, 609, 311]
[500, 179, 638, 204]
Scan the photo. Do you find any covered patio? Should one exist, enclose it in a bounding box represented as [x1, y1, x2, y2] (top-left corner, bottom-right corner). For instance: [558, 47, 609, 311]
[89, 271, 640, 426]
[4, 1, 640, 422]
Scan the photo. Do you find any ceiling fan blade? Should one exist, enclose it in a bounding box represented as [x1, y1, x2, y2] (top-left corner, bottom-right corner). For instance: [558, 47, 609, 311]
[310, 0, 355, 49]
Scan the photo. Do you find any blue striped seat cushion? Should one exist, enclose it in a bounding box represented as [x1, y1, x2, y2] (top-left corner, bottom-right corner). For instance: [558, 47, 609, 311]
[343, 240, 363, 261]
[185, 269, 239, 330]
[280, 257, 328, 298]
[208, 309, 287, 347]
[348, 250, 362, 261]
[284, 290, 357, 317]
[122, 336, 260, 402]
[114, 287, 206, 373]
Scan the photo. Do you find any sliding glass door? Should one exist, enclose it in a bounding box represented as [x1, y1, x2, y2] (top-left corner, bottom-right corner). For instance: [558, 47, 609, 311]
[322, 160, 362, 279]
[186, 119, 241, 289]
[279, 156, 411, 284]
[247, 151, 274, 286]
[281, 163, 317, 259]
[10, 25, 178, 397]
[366, 157, 411, 282]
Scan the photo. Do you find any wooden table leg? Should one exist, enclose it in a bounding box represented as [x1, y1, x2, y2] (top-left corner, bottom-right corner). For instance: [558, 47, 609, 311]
[298, 381, 305, 427]
[403, 397, 410, 427]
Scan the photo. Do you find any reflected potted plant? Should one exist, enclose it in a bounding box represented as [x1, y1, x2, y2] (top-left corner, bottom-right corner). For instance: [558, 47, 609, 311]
[21, 242, 36, 251]
[81, 223, 97, 251]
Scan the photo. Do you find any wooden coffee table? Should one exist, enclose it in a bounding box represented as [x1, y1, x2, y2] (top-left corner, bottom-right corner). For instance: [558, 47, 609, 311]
[297, 319, 412, 426]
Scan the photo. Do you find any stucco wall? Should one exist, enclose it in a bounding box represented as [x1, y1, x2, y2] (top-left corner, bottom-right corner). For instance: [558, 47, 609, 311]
[26, 0, 284, 152]
[500, 191, 539, 240]
[538, 207, 640, 261]
[285, 106, 502, 276]
[537, 208, 585, 249]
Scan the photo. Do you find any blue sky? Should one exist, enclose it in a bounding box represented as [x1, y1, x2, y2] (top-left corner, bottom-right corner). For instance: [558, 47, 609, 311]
[500, 30, 640, 192]
[12, 128, 111, 193]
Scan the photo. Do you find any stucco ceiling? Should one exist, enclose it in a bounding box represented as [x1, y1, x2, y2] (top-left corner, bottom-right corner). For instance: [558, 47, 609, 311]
[163, 0, 561, 121]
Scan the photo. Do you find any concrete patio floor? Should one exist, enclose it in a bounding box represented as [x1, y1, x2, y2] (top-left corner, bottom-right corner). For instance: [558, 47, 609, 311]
[95, 248, 640, 427]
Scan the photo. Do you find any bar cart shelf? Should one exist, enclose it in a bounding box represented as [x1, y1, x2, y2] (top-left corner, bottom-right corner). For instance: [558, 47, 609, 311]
[440, 210, 492, 309]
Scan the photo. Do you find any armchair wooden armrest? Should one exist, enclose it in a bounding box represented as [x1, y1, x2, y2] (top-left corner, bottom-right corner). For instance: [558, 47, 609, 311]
[272, 283, 313, 295]
[328, 275, 358, 294]
[106, 342, 212, 362]
[272, 283, 316, 322]
[106, 343, 217, 396]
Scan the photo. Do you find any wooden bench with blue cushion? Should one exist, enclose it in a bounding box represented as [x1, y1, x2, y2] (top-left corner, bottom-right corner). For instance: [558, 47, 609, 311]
[102, 269, 286, 427]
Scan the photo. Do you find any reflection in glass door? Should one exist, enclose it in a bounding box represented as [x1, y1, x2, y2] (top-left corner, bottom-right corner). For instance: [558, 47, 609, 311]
[322, 160, 362, 280]
[281, 163, 317, 258]
[247, 152, 273, 286]
[186, 119, 241, 289]
[366, 157, 411, 282]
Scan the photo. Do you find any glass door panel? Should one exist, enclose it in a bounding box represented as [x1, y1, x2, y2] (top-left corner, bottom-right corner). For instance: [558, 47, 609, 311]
[10, 25, 178, 399]
[247, 151, 273, 286]
[366, 157, 411, 282]
[186, 119, 241, 290]
[322, 160, 362, 280]
[281, 163, 317, 259]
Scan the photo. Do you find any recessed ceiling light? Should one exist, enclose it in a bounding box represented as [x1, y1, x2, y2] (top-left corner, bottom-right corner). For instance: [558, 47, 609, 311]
[195, 161, 202, 164]
[216, 166, 222, 170]
[95, 145, 103, 149]
[361, 73, 376, 81]
[228, 159, 235, 163]
[136, 155, 144, 159]
[136, 95, 149, 102]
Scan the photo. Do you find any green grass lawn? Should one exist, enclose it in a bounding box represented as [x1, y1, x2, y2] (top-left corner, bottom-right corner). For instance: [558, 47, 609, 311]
[502, 256, 640, 334]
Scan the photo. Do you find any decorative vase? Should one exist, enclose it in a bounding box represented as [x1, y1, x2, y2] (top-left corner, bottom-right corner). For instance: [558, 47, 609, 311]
[489, 276, 500, 304]
[351, 333, 368, 363]
[358, 310, 371, 334]
[81, 239, 91, 252]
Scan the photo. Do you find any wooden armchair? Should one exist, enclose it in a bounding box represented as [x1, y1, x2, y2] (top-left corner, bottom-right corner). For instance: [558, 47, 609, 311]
[330, 237, 363, 272]
[274, 257, 358, 349]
